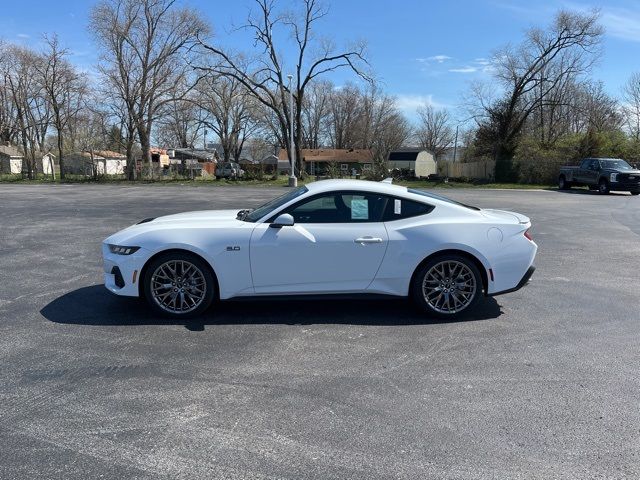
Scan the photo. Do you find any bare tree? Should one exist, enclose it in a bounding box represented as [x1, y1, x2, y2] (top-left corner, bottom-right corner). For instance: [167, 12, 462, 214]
[326, 83, 362, 149]
[1, 45, 51, 178]
[416, 105, 454, 161]
[156, 77, 203, 149]
[622, 72, 640, 141]
[37, 34, 88, 179]
[471, 10, 603, 181]
[196, 75, 260, 162]
[300, 79, 332, 148]
[359, 88, 411, 178]
[196, 0, 370, 177]
[0, 41, 19, 144]
[91, 0, 209, 178]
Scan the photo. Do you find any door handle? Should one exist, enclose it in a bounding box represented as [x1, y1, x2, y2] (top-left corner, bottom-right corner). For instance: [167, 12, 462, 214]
[354, 237, 383, 244]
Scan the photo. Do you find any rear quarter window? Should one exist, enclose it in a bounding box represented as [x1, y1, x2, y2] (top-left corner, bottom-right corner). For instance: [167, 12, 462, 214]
[383, 198, 434, 221]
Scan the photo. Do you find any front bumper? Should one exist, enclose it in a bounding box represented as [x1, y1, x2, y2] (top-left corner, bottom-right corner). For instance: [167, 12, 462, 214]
[610, 182, 640, 191]
[491, 266, 536, 296]
[102, 244, 149, 297]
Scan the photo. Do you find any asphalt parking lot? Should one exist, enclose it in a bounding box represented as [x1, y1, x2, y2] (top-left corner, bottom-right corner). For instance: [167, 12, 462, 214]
[1, 183, 639, 479]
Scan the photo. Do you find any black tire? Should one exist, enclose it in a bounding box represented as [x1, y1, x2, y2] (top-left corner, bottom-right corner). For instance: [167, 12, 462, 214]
[143, 251, 215, 318]
[558, 175, 571, 190]
[411, 254, 483, 319]
[631, 191, 640, 196]
[598, 179, 610, 195]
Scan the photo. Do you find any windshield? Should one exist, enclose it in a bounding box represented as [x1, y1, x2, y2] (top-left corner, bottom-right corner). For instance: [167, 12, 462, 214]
[407, 188, 480, 211]
[243, 186, 309, 222]
[600, 159, 633, 170]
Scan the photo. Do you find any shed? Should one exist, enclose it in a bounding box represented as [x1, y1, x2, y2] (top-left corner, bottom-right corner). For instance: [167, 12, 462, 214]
[40, 152, 57, 175]
[0, 143, 24, 174]
[65, 151, 126, 175]
[388, 149, 436, 178]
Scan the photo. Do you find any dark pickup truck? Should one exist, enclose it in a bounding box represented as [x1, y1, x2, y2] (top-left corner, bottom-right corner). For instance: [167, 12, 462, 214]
[558, 158, 640, 195]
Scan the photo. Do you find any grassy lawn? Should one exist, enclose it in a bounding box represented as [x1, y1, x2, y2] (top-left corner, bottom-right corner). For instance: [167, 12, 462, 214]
[0, 173, 553, 189]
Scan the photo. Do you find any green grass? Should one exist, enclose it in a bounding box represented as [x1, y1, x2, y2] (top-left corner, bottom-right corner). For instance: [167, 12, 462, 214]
[0, 173, 553, 189]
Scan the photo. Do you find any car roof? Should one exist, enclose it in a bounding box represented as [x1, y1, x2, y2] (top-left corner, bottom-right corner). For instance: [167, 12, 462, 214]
[304, 179, 409, 196]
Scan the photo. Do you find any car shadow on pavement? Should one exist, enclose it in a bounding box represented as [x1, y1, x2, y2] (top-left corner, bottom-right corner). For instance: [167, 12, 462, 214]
[41, 285, 503, 329]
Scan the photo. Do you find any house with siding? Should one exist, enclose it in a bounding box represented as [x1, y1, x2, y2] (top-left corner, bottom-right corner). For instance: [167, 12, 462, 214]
[279, 148, 374, 175]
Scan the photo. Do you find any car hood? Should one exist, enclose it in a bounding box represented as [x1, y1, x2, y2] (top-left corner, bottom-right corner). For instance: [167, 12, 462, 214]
[604, 168, 640, 175]
[151, 209, 240, 224]
[481, 209, 530, 225]
[103, 209, 245, 245]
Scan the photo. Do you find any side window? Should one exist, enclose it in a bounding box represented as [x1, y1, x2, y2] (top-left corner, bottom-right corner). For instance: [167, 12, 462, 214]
[383, 197, 434, 221]
[283, 192, 388, 223]
[590, 160, 600, 171]
[580, 159, 591, 169]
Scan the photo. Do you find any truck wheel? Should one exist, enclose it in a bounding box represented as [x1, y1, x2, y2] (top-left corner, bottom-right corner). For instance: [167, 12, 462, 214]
[598, 179, 610, 195]
[631, 191, 640, 196]
[558, 175, 571, 190]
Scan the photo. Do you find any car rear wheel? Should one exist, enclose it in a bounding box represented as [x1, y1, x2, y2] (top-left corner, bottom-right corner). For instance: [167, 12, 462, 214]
[598, 179, 610, 195]
[630, 190, 639, 196]
[143, 252, 215, 318]
[411, 255, 482, 319]
[558, 175, 571, 190]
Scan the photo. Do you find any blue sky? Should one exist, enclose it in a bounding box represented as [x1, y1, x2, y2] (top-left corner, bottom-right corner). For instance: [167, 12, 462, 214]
[2, 0, 640, 123]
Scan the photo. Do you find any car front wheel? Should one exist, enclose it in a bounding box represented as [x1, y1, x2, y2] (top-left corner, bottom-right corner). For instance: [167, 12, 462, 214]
[598, 179, 610, 195]
[411, 255, 482, 319]
[143, 252, 215, 318]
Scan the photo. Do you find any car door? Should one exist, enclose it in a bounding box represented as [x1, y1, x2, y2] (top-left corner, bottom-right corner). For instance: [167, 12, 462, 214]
[578, 159, 599, 184]
[249, 191, 389, 294]
[575, 159, 591, 183]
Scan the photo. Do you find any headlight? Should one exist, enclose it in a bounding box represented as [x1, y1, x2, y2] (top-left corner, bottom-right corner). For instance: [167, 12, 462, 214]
[108, 245, 140, 255]
[610, 173, 618, 182]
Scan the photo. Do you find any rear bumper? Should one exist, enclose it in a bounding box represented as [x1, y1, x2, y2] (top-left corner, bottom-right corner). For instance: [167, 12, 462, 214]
[490, 266, 535, 296]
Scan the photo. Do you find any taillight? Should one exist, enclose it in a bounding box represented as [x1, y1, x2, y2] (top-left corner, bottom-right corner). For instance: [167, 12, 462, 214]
[524, 229, 533, 241]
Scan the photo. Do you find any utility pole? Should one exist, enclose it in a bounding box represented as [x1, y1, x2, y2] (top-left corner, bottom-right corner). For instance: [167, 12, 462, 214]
[287, 74, 297, 187]
[453, 125, 459, 162]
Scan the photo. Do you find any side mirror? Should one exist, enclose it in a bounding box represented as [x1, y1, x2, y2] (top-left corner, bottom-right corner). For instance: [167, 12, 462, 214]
[270, 213, 294, 229]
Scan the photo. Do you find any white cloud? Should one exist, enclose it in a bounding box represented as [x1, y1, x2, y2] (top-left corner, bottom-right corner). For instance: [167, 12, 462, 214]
[449, 67, 478, 74]
[17, 33, 30, 39]
[496, 1, 640, 44]
[416, 55, 452, 64]
[600, 9, 640, 42]
[395, 94, 448, 118]
[428, 55, 452, 63]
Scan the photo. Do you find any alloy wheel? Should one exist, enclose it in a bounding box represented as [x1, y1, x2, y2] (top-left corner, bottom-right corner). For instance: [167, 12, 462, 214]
[422, 260, 477, 314]
[150, 260, 207, 314]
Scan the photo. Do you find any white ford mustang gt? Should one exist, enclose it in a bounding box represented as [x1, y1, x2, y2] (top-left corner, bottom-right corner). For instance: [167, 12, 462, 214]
[102, 179, 537, 318]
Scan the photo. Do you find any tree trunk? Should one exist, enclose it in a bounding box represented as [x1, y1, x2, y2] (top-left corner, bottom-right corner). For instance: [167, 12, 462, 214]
[57, 130, 65, 180]
[493, 143, 517, 183]
[138, 124, 152, 179]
